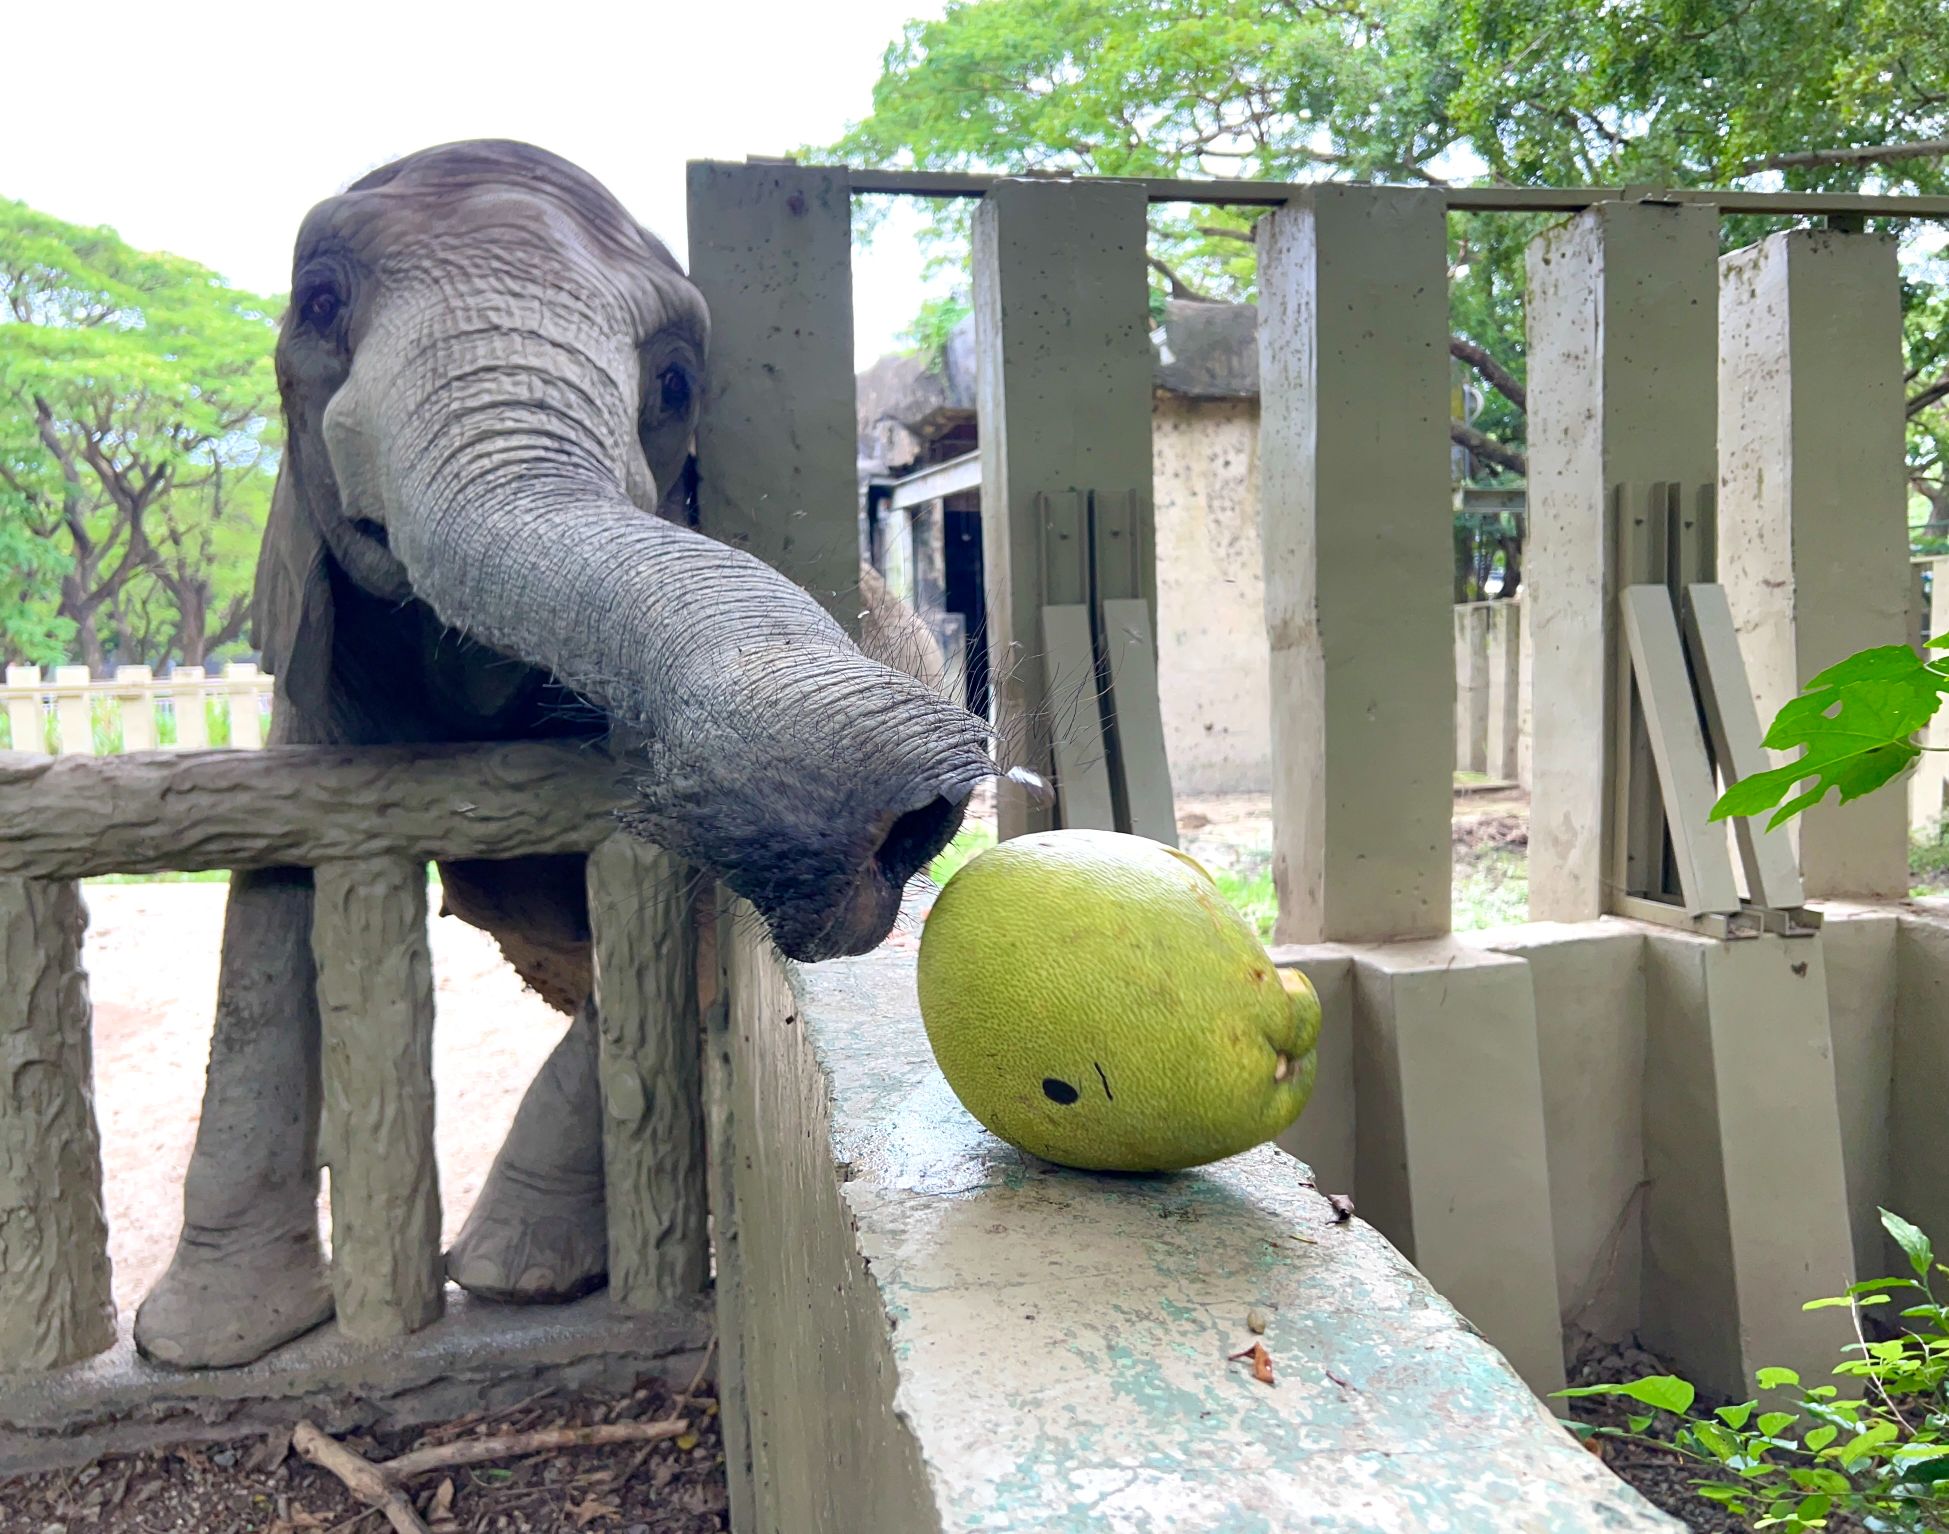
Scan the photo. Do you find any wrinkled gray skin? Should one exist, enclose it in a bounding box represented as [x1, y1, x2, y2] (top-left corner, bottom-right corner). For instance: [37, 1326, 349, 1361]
[133, 140, 989, 1368]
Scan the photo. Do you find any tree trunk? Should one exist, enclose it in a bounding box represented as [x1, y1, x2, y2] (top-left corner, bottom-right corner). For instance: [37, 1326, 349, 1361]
[174, 582, 210, 669]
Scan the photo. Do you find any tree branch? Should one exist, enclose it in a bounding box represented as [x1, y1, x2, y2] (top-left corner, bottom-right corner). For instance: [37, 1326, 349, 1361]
[1450, 338, 1528, 412]
[1146, 255, 1211, 300]
[1452, 421, 1527, 478]
[1736, 137, 1949, 175]
[1912, 370, 1949, 419]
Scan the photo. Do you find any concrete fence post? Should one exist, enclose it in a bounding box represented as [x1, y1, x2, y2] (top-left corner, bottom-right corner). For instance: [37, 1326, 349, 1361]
[224, 663, 265, 750]
[0, 877, 116, 1370]
[1257, 184, 1453, 944]
[1525, 199, 1720, 922]
[114, 666, 156, 752]
[170, 667, 209, 749]
[972, 178, 1164, 841]
[587, 835, 708, 1309]
[687, 162, 861, 635]
[1719, 229, 1911, 898]
[313, 856, 443, 1340]
[3, 666, 43, 755]
[1454, 605, 1490, 774]
[50, 667, 92, 756]
[1486, 601, 1522, 782]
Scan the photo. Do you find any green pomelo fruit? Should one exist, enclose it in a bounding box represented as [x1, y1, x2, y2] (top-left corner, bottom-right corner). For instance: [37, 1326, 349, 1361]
[917, 829, 1321, 1172]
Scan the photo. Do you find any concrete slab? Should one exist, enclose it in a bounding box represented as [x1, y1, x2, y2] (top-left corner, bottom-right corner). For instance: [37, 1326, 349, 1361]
[1893, 909, 1949, 1266]
[1476, 921, 1647, 1347]
[1347, 939, 1566, 1396]
[722, 934, 1673, 1531]
[1815, 904, 1901, 1284]
[1640, 930, 1856, 1399]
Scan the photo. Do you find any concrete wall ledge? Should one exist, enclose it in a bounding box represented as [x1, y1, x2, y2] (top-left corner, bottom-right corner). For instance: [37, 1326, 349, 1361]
[725, 934, 1678, 1531]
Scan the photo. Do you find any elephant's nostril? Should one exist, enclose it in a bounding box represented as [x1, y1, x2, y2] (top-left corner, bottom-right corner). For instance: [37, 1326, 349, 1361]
[873, 793, 966, 887]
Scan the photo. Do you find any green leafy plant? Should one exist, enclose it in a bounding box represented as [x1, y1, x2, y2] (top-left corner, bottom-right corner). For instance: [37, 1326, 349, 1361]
[1712, 640, 1949, 829]
[1559, 1209, 1949, 1533]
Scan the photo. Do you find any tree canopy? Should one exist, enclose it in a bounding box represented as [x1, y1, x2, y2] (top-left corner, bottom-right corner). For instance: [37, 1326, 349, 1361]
[0, 201, 280, 671]
[829, 0, 1949, 495]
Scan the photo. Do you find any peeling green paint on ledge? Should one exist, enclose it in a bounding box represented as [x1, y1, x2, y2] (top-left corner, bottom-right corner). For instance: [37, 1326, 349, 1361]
[729, 933, 1679, 1533]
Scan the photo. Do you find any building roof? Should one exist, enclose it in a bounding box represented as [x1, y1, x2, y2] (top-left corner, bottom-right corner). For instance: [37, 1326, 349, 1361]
[858, 300, 1259, 472]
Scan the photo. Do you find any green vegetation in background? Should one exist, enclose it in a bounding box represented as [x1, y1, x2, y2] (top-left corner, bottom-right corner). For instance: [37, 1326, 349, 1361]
[826, 0, 1949, 511]
[1, 201, 281, 674]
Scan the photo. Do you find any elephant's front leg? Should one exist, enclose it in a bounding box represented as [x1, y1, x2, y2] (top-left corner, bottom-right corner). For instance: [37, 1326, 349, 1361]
[445, 1002, 607, 1302]
[135, 867, 334, 1367]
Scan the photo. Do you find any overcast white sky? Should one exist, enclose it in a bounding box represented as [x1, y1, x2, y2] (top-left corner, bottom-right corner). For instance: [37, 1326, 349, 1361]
[0, 0, 949, 362]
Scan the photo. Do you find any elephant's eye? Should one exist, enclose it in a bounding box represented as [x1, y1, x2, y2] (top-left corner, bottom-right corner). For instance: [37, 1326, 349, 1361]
[657, 365, 693, 417]
[299, 284, 342, 332]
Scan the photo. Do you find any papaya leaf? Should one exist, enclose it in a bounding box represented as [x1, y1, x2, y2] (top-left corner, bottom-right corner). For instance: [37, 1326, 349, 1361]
[1711, 646, 1949, 829]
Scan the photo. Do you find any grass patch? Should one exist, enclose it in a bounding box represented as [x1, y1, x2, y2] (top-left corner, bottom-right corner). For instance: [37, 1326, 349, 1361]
[1452, 849, 1530, 930]
[928, 823, 997, 887]
[1212, 864, 1277, 940]
[1912, 831, 1949, 897]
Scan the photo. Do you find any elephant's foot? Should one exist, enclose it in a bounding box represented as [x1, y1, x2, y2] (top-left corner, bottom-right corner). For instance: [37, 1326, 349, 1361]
[446, 1164, 608, 1303]
[446, 1003, 607, 1304]
[134, 1226, 333, 1369]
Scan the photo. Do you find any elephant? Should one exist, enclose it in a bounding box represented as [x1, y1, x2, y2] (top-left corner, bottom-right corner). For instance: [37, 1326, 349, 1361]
[132, 140, 993, 1368]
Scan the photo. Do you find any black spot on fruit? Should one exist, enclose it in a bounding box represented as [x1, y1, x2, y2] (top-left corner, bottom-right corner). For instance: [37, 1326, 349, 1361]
[1093, 1061, 1114, 1100]
[1042, 1077, 1080, 1105]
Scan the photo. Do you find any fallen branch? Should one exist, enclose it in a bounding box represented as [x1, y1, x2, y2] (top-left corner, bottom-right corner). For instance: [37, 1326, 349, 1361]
[292, 1422, 428, 1534]
[383, 1418, 690, 1480]
[290, 1414, 690, 1530]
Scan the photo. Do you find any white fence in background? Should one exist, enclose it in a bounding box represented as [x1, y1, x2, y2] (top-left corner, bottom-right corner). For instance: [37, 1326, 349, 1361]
[1, 663, 274, 755]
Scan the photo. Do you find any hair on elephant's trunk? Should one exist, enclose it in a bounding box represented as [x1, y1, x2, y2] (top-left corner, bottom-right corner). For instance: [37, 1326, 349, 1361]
[388, 447, 993, 960]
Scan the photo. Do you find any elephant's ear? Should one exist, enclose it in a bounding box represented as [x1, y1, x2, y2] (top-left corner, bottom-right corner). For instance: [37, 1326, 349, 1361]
[251, 462, 334, 720]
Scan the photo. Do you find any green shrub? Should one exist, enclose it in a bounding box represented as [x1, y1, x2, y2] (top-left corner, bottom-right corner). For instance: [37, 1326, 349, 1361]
[1560, 1209, 1949, 1533]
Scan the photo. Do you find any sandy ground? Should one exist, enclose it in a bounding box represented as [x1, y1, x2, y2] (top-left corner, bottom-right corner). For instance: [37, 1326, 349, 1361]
[84, 882, 567, 1317]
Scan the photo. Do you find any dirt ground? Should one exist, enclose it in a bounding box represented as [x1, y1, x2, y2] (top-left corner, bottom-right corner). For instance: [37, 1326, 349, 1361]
[0, 1376, 726, 1534]
[84, 882, 567, 1313]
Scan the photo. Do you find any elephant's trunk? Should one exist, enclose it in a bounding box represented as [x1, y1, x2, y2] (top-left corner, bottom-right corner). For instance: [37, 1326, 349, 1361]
[351, 323, 988, 960]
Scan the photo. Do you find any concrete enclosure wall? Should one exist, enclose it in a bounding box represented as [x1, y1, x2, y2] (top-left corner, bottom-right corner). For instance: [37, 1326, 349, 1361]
[1151, 395, 1272, 792]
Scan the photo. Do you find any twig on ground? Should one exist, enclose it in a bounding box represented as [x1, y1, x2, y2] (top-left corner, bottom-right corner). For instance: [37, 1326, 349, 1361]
[381, 1418, 690, 1479]
[292, 1414, 688, 1533]
[673, 1335, 718, 1416]
[292, 1423, 429, 1534]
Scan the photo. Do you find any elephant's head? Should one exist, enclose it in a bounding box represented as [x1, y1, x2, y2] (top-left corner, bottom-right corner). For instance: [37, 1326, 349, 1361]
[266, 140, 988, 959]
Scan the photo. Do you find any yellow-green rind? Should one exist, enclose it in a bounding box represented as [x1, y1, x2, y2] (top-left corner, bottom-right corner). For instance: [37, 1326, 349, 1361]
[917, 830, 1322, 1172]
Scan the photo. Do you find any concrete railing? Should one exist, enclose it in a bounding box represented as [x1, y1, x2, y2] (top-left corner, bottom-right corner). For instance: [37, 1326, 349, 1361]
[710, 928, 1679, 1531]
[0, 743, 704, 1378]
[1, 663, 274, 754]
